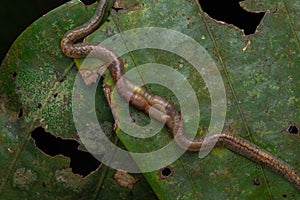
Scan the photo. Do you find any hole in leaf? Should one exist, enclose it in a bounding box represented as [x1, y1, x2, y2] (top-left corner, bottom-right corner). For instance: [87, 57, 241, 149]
[162, 167, 171, 176]
[37, 103, 42, 109]
[81, 0, 96, 5]
[55, 71, 66, 83]
[158, 166, 174, 180]
[18, 108, 23, 118]
[253, 177, 260, 186]
[12, 71, 17, 80]
[198, 0, 266, 35]
[286, 124, 298, 134]
[30, 127, 102, 177]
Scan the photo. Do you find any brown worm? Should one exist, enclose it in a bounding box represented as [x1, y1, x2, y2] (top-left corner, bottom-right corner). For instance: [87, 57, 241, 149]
[60, 0, 300, 191]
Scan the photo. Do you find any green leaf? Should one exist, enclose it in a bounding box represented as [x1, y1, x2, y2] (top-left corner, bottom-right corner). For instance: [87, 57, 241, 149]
[0, 0, 157, 199]
[1, 0, 299, 199]
[83, 0, 300, 199]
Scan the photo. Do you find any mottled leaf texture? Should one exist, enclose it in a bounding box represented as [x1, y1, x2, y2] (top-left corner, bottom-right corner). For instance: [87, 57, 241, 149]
[0, 0, 299, 199]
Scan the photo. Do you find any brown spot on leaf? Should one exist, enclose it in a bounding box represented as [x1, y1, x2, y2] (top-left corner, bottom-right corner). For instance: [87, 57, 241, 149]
[7, 148, 14, 154]
[113, 0, 141, 12]
[114, 170, 138, 189]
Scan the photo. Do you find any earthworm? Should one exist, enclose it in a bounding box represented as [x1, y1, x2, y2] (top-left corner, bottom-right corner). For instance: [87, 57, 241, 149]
[60, 0, 300, 191]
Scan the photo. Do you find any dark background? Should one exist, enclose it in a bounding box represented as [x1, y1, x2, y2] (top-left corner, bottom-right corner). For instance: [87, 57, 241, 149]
[0, 0, 261, 64]
[0, 0, 96, 63]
